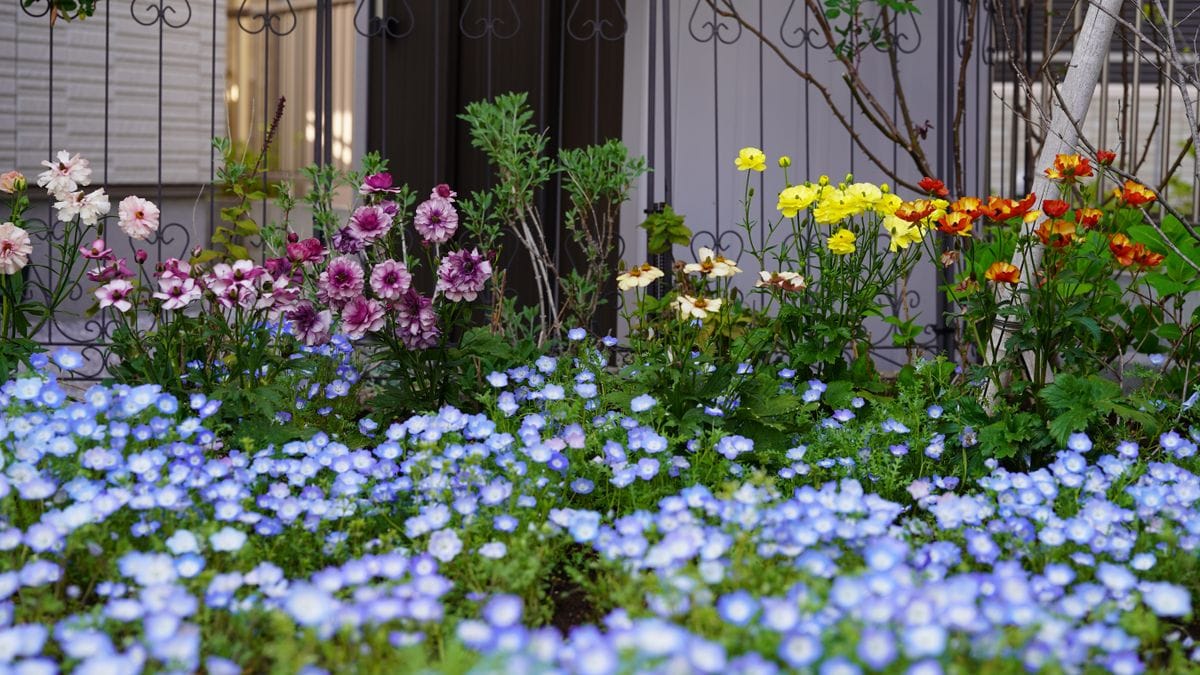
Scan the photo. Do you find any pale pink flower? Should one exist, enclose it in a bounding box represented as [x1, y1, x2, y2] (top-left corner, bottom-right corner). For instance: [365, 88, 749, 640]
[413, 197, 458, 244]
[341, 295, 386, 339]
[369, 259, 412, 300]
[216, 283, 255, 310]
[159, 258, 192, 281]
[95, 279, 134, 313]
[117, 196, 159, 241]
[254, 274, 299, 317]
[37, 150, 91, 198]
[287, 300, 333, 346]
[431, 183, 457, 201]
[206, 259, 259, 295]
[0, 222, 33, 275]
[0, 171, 26, 194]
[79, 238, 112, 260]
[152, 277, 201, 311]
[53, 188, 110, 226]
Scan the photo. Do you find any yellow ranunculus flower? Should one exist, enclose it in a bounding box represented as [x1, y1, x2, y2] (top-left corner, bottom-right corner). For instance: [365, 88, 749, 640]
[777, 184, 818, 218]
[844, 182, 883, 212]
[874, 192, 902, 217]
[735, 147, 767, 172]
[883, 216, 924, 251]
[827, 228, 856, 255]
[813, 187, 861, 224]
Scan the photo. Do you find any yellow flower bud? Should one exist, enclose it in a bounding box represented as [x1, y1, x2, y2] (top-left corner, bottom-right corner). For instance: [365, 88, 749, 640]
[778, 155, 792, 168]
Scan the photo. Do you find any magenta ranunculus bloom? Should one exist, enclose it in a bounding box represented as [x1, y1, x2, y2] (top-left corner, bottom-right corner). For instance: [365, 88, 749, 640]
[341, 295, 386, 339]
[317, 256, 365, 309]
[286, 237, 327, 265]
[436, 248, 491, 302]
[369, 259, 412, 301]
[331, 226, 367, 255]
[348, 205, 393, 242]
[395, 289, 439, 350]
[288, 300, 334, 346]
[359, 171, 401, 195]
[413, 197, 458, 245]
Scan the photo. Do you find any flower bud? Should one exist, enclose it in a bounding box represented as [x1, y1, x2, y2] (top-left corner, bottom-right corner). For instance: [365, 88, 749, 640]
[287, 231, 300, 243]
[0, 171, 25, 194]
[777, 156, 792, 168]
[135, 249, 148, 264]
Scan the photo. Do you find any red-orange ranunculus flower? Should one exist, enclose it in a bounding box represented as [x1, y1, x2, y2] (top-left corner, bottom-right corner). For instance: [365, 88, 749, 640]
[1097, 149, 1116, 166]
[1076, 207, 1102, 230]
[1120, 180, 1156, 207]
[950, 196, 983, 218]
[1109, 234, 1137, 266]
[1045, 154, 1094, 182]
[937, 211, 974, 236]
[894, 199, 937, 223]
[1042, 199, 1070, 219]
[985, 261, 1020, 285]
[1036, 219, 1076, 247]
[1134, 246, 1165, 268]
[918, 176, 950, 198]
[982, 193, 1037, 222]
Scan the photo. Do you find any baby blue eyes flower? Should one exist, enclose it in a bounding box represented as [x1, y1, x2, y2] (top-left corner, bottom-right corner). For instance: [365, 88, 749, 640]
[478, 542, 507, 559]
[1149, 353, 1166, 366]
[779, 632, 821, 668]
[926, 404, 943, 419]
[630, 394, 656, 413]
[716, 590, 758, 626]
[210, 527, 247, 553]
[850, 397, 865, 408]
[12, 378, 42, 401]
[486, 371, 508, 388]
[1067, 433, 1092, 452]
[51, 348, 84, 371]
[535, 356, 557, 374]
[570, 478, 594, 494]
[1141, 582, 1191, 617]
[567, 328, 587, 341]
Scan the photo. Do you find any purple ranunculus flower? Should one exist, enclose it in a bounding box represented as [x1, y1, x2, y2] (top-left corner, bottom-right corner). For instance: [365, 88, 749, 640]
[414, 197, 458, 244]
[436, 248, 491, 302]
[347, 205, 393, 242]
[287, 300, 333, 346]
[317, 255, 365, 308]
[359, 171, 401, 195]
[331, 226, 367, 255]
[341, 295, 386, 339]
[396, 289, 440, 350]
[369, 259, 412, 301]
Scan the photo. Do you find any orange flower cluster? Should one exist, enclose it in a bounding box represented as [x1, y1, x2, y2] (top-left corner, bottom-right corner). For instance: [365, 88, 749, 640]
[1044, 154, 1094, 182]
[1116, 180, 1156, 207]
[1108, 234, 1164, 268]
[985, 261, 1020, 285]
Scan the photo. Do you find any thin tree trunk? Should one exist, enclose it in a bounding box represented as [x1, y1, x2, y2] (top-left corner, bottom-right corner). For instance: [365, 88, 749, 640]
[983, 0, 1124, 404]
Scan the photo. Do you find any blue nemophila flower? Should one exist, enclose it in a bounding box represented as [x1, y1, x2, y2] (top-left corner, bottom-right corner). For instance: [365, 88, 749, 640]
[535, 356, 557, 374]
[50, 348, 84, 371]
[630, 394, 656, 413]
[567, 327, 587, 341]
[486, 371, 509, 388]
[1067, 432, 1093, 452]
[716, 590, 758, 626]
[926, 404, 943, 419]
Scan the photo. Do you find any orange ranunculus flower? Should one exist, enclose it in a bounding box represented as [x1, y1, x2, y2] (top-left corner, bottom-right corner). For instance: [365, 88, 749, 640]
[982, 192, 1037, 222]
[894, 199, 937, 223]
[1036, 219, 1076, 247]
[1120, 180, 1156, 207]
[1097, 149, 1116, 166]
[1045, 154, 1094, 182]
[1042, 199, 1070, 219]
[1076, 207, 1102, 229]
[1109, 234, 1137, 266]
[918, 176, 950, 198]
[949, 196, 984, 218]
[1134, 246, 1165, 268]
[937, 211, 974, 236]
[985, 261, 1020, 284]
